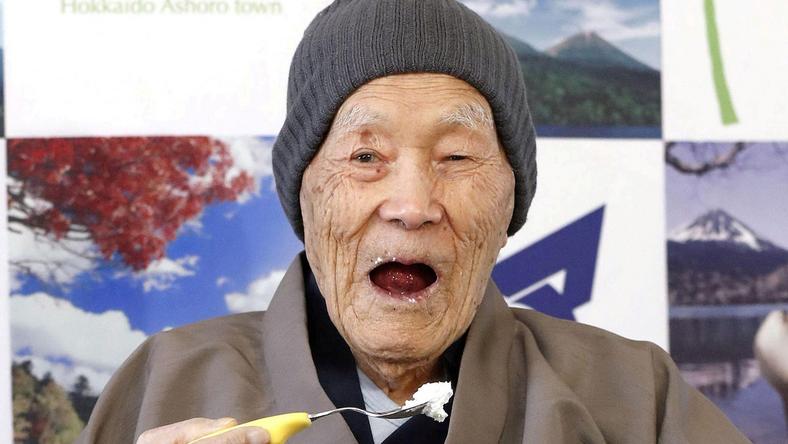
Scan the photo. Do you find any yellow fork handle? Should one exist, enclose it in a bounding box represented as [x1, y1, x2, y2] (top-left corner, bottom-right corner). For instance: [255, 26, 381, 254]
[189, 412, 312, 444]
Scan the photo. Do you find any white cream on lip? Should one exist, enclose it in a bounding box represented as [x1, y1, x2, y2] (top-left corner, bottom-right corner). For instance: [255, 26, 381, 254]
[403, 381, 453, 422]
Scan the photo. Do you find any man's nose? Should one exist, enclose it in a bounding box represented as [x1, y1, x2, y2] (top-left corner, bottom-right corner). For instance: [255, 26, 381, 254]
[378, 167, 443, 230]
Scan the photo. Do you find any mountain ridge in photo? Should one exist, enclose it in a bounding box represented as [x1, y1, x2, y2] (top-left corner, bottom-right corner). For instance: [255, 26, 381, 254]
[668, 209, 788, 305]
[546, 31, 656, 72]
[499, 31, 661, 130]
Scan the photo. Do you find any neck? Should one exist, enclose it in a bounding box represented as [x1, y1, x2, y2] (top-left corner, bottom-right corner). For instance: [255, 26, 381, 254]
[355, 355, 443, 405]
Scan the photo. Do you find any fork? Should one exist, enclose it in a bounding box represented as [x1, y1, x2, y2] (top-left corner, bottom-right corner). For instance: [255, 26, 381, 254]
[189, 401, 430, 444]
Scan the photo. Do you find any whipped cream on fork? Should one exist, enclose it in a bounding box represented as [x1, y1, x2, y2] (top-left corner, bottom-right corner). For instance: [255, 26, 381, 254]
[404, 381, 453, 422]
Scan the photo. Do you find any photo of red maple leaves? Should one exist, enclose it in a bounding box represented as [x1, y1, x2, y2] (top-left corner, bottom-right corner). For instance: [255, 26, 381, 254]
[7, 136, 300, 442]
[8, 137, 254, 271]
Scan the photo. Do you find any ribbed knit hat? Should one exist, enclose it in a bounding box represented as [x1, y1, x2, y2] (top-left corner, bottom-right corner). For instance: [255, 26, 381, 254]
[273, 0, 537, 241]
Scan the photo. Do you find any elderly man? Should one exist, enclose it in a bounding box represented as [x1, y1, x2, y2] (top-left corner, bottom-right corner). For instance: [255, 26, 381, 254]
[77, 1, 749, 443]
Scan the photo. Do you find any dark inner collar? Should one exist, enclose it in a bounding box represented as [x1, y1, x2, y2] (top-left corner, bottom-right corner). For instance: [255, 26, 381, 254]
[301, 253, 465, 444]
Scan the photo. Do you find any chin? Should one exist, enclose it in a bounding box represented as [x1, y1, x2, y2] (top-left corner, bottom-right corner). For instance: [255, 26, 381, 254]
[343, 318, 451, 364]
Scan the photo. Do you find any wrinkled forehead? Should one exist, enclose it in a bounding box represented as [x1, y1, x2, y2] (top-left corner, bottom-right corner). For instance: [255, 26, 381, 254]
[330, 101, 495, 137]
[328, 73, 497, 138]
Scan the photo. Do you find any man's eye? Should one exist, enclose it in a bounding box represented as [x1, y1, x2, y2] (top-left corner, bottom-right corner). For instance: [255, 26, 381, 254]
[446, 154, 468, 161]
[354, 152, 377, 163]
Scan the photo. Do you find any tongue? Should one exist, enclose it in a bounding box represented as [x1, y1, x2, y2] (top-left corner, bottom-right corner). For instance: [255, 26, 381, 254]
[369, 262, 437, 295]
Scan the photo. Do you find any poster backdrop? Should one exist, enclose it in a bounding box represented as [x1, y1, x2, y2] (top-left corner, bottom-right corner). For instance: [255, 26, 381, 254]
[499, 139, 667, 346]
[5, 0, 329, 137]
[663, 0, 788, 140]
[661, 1, 788, 441]
[2, 0, 787, 443]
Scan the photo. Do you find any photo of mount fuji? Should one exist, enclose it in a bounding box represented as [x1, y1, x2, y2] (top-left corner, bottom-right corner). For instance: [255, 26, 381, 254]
[668, 209, 788, 306]
[666, 142, 788, 443]
[460, 0, 661, 138]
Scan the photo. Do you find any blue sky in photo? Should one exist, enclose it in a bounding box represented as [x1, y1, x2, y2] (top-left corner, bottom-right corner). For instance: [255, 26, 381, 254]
[666, 144, 788, 249]
[461, 0, 661, 69]
[14, 138, 304, 336]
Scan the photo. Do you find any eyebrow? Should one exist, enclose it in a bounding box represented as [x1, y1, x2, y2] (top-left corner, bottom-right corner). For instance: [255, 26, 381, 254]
[332, 102, 494, 135]
[332, 104, 385, 135]
[438, 102, 494, 131]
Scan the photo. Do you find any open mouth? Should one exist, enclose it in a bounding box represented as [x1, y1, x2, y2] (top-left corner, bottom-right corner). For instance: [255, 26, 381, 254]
[369, 261, 438, 297]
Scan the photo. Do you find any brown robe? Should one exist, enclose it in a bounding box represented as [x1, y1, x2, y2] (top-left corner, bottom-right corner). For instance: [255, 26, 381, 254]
[77, 255, 751, 443]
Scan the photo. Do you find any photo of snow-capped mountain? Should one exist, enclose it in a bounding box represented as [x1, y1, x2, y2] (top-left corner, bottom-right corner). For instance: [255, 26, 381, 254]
[668, 209, 788, 305]
[665, 142, 788, 443]
[670, 209, 783, 252]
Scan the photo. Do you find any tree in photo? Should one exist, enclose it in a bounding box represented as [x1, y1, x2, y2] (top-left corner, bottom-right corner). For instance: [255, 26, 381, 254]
[7, 137, 255, 276]
[665, 142, 788, 176]
[69, 375, 98, 424]
[12, 361, 84, 444]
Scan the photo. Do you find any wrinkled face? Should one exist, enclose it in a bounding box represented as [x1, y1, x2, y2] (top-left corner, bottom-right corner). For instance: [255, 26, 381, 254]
[300, 73, 515, 367]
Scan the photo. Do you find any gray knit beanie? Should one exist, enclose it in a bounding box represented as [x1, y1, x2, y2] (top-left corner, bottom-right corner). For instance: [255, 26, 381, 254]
[272, 0, 537, 241]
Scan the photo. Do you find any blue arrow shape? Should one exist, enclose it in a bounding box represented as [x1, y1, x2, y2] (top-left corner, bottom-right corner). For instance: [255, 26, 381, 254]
[492, 206, 605, 321]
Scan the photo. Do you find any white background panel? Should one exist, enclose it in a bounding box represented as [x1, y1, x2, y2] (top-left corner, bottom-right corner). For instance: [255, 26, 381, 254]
[0, 141, 12, 442]
[499, 139, 668, 349]
[662, 0, 788, 140]
[5, 0, 332, 137]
